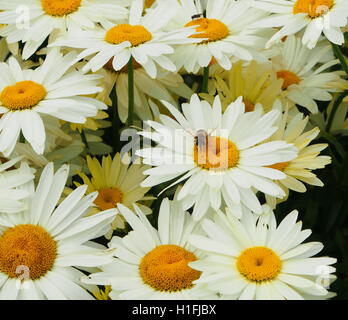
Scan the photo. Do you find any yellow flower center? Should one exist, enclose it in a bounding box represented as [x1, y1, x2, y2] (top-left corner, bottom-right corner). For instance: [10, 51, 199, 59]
[0, 224, 56, 280]
[105, 24, 152, 46]
[0, 80, 46, 110]
[276, 70, 301, 90]
[94, 187, 123, 211]
[293, 0, 334, 18]
[243, 99, 255, 112]
[267, 161, 289, 171]
[237, 247, 281, 282]
[194, 136, 239, 171]
[139, 244, 201, 292]
[185, 18, 229, 43]
[41, 0, 82, 17]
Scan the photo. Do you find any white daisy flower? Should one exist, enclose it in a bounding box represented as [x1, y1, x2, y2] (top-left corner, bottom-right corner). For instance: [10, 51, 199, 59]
[51, 0, 200, 78]
[0, 49, 106, 156]
[136, 94, 298, 220]
[72, 153, 153, 234]
[0, 157, 35, 214]
[200, 60, 284, 113]
[82, 196, 216, 300]
[265, 106, 331, 209]
[0, 0, 130, 59]
[249, 0, 348, 49]
[170, 0, 270, 73]
[0, 162, 117, 300]
[189, 206, 337, 300]
[272, 35, 348, 113]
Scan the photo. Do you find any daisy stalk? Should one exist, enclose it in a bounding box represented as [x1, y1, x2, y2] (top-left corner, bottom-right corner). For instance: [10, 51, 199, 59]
[202, 66, 209, 94]
[326, 91, 348, 133]
[111, 84, 121, 152]
[332, 43, 348, 77]
[80, 129, 90, 152]
[127, 56, 135, 127]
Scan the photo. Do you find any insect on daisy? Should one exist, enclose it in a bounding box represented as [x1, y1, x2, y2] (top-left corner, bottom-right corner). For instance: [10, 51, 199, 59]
[82, 196, 216, 300]
[189, 206, 337, 300]
[0, 0, 130, 60]
[0, 49, 107, 156]
[51, 0, 201, 78]
[0, 162, 117, 300]
[249, 0, 348, 49]
[136, 94, 298, 220]
[170, 0, 270, 73]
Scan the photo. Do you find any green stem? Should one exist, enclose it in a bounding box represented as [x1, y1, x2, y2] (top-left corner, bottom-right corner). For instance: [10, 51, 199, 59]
[127, 56, 134, 127]
[202, 66, 209, 94]
[110, 83, 121, 153]
[19, 132, 25, 143]
[80, 129, 90, 152]
[332, 43, 348, 77]
[321, 131, 345, 159]
[326, 90, 348, 132]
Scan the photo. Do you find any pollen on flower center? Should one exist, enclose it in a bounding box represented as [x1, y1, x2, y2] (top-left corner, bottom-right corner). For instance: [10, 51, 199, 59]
[267, 161, 289, 171]
[194, 136, 240, 171]
[41, 0, 82, 17]
[139, 244, 201, 292]
[0, 224, 56, 280]
[105, 24, 152, 46]
[276, 70, 301, 90]
[237, 247, 282, 282]
[94, 187, 123, 211]
[0, 80, 46, 110]
[185, 18, 229, 43]
[293, 0, 334, 18]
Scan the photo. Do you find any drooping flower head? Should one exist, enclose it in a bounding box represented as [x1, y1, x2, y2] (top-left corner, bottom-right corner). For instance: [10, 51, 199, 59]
[265, 105, 332, 208]
[73, 153, 152, 236]
[200, 60, 283, 113]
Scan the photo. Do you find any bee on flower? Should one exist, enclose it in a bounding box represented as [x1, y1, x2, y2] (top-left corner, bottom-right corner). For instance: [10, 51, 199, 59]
[137, 94, 298, 220]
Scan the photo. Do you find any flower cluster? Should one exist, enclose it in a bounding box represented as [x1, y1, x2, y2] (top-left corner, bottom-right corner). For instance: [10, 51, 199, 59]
[0, 0, 346, 300]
